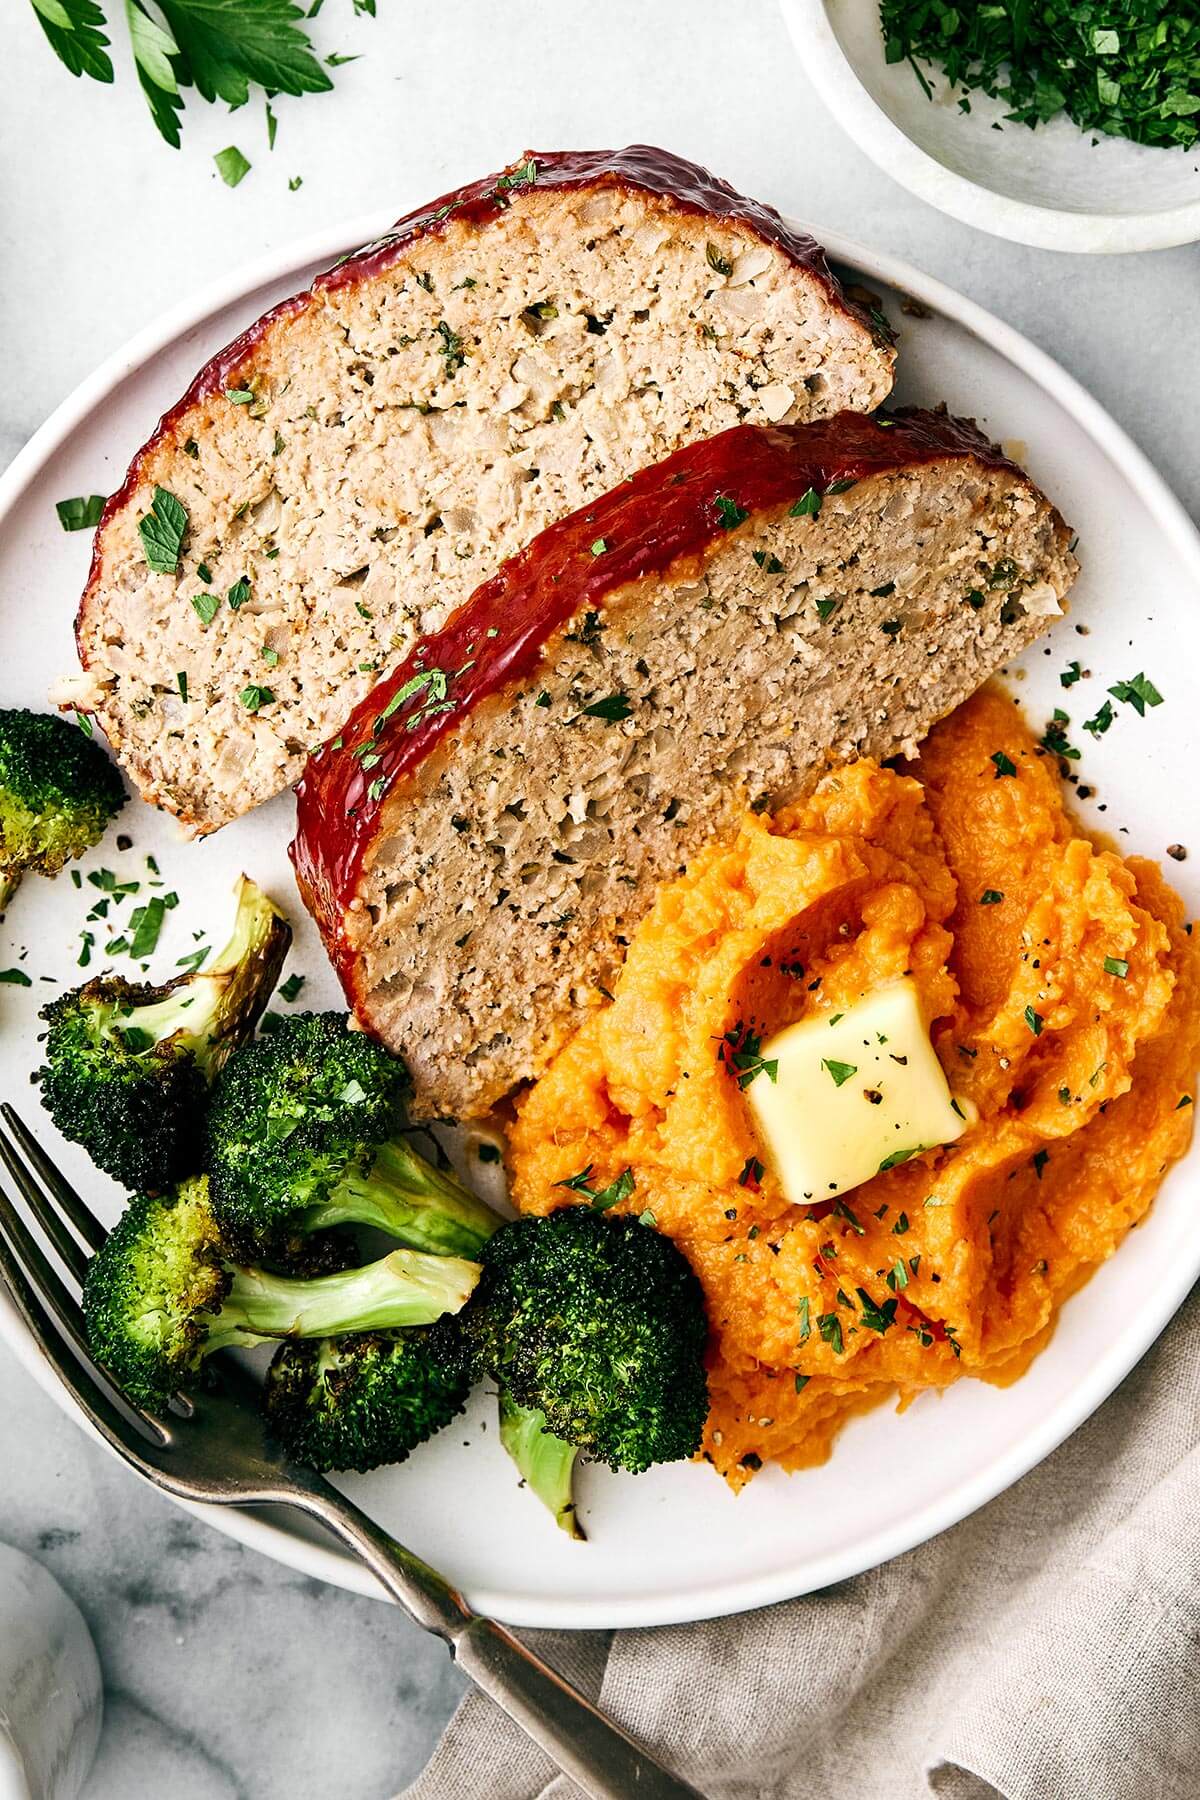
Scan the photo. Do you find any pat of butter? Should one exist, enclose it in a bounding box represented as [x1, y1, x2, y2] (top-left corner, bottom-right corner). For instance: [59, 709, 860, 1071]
[746, 979, 973, 1207]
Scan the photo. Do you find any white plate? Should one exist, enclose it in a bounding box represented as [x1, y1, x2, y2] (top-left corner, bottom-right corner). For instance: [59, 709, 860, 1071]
[1, 215, 1198, 1629]
[781, 0, 1200, 253]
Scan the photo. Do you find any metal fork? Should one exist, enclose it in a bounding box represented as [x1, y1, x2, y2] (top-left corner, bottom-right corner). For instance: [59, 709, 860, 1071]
[0, 1103, 702, 1800]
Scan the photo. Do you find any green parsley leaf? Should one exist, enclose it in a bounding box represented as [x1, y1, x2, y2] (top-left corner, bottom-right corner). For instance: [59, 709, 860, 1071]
[794, 1373, 810, 1393]
[176, 671, 188, 703]
[705, 241, 733, 277]
[990, 750, 1017, 778]
[1084, 700, 1115, 738]
[56, 493, 106, 531]
[214, 145, 252, 187]
[227, 576, 251, 609]
[714, 494, 749, 531]
[30, 0, 114, 81]
[790, 488, 822, 518]
[797, 1296, 811, 1344]
[856, 1287, 898, 1334]
[1024, 1005, 1044, 1036]
[1108, 672, 1163, 717]
[580, 694, 633, 723]
[980, 889, 1004, 905]
[0, 968, 32, 987]
[278, 972, 306, 1002]
[191, 592, 220, 625]
[1060, 660, 1083, 688]
[817, 1312, 844, 1355]
[137, 486, 188, 574]
[239, 684, 274, 712]
[590, 538, 608, 556]
[820, 1057, 857, 1088]
[128, 896, 166, 959]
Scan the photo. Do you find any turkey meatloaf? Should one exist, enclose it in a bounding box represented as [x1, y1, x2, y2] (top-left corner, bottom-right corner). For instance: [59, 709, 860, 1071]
[291, 408, 1078, 1120]
[72, 146, 895, 835]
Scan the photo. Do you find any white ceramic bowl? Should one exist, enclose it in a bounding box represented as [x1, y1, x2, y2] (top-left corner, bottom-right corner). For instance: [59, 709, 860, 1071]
[781, 0, 1200, 252]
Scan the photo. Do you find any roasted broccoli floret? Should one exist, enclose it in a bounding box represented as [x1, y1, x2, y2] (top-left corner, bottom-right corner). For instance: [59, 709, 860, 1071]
[39, 875, 291, 1191]
[82, 1175, 481, 1409]
[499, 1392, 585, 1540]
[206, 1012, 498, 1259]
[263, 1324, 473, 1473]
[466, 1206, 710, 1477]
[0, 708, 124, 909]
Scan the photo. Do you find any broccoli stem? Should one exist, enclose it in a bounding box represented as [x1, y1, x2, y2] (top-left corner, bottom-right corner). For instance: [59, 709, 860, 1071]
[499, 1392, 585, 1540]
[116, 876, 290, 1077]
[208, 1246, 481, 1351]
[298, 1139, 500, 1257]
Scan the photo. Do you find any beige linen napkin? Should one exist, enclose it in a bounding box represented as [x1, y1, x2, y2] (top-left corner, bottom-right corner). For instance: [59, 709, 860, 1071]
[403, 1283, 1200, 1800]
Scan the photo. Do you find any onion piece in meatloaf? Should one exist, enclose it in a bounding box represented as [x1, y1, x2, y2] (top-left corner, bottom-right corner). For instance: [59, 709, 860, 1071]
[71, 146, 895, 835]
[292, 408, 1078, 1121]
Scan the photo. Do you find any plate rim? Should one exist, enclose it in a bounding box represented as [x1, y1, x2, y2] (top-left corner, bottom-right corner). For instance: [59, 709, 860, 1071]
[779, 0, 1200, 254]
[2, 210, 1199, 1628]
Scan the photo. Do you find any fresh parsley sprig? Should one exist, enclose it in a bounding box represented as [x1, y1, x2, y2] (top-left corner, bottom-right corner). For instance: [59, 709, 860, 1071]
[29, 0, 337, 148]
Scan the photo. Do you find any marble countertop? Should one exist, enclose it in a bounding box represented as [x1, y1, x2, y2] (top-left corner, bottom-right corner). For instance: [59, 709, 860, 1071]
[2, 2, 1198, 1794]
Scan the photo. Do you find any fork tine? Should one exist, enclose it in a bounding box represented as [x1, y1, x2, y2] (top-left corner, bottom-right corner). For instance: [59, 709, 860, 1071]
[0, 1104, 107, 1254]
[0, 1125, 91, 1286]
[0, 1182, 167, 1441]
[0, 1203, 164, 1463]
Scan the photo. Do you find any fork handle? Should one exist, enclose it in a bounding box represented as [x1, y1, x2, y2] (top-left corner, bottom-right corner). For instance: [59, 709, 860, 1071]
[299, 1486, 704, 1800]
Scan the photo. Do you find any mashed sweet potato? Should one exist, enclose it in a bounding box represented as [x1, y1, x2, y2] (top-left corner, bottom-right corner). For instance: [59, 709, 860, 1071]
[508, 687, 1199, 1486]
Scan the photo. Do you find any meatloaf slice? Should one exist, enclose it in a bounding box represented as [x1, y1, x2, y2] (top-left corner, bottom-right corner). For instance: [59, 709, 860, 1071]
[72, 146, 895, 835]
[291, 408, 1078, 1121]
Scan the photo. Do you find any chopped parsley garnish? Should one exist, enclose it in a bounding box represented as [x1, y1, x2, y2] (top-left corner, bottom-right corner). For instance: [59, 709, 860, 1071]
[590, 538, 608, 556]
[176, 671, 188, 703]
[555, 1163, 635, 1212]
[990, 750, 1017, 778]
[0, 968, 32, 987]
[496, 157, 537, 193]
[790, 487, 822, 518]
[795, 1373, 810, 1393]
[797, 1296, 811, 1343]
[580, 694, 633, 723]
[215, 146, 252, 189]
[1084, 700, 1116, 738]
[128, 896, 166, 959]
[752, 550, 785, 574]
[197, 562, 212, 583]
[817, 1312, 844, 1355]
[1032, 1149, 1049, 1180]
[1024, 1005, 1044, 1037]
[856, 1287, 898, 1335]
[820, 1057, 857, 1088]
[226, 386, 256, 404]
[1040, 710, 1080, 761]
[435, 320, 466, 377]
[226, 577, 249, 610]
[705, 241, 734, 276]
[714, 494, 749, 531]
[191, 592, 220, 625]
[1060, 660, 1083, 688]
[815, 597, 839, 622]
[1108, 672, 1163, 716]
[739, 1156, 764, 1188]
[718, 1026, 779, 1090]
[892, 1211, 910, 1235]
[881, 2, 1200, 153]
[278, 973, 306, 1003]
[1103, 956, 1130, 979]
[239, 684, 274, 713]
[980, 889, 1004, 906]
[138, 486, 188, 574]
[879, 1147, 922, 1173]
[56, 494, 106, 531]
